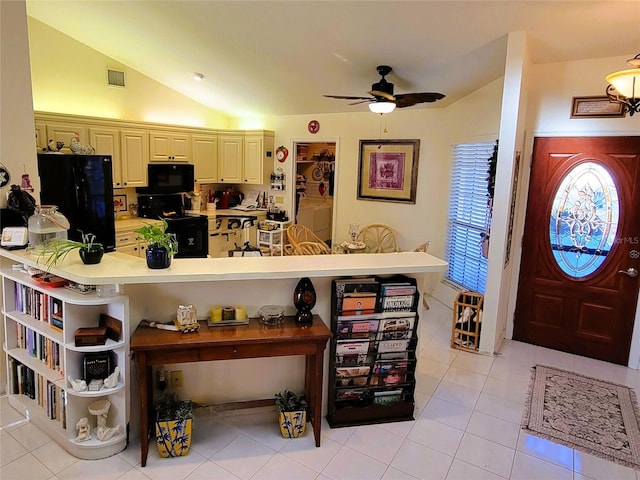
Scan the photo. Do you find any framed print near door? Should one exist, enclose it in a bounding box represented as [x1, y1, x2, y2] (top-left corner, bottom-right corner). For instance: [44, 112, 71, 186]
[358, 139, 420, 203]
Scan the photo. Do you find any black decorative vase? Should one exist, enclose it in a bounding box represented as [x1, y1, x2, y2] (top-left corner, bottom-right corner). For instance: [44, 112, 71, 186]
[146, 244, 171, 269]
[79, 245, 104, 265]
[293, 277, 316, 326]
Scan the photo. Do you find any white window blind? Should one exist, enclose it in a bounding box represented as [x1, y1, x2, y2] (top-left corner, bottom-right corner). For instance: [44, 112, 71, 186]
[445, 141, 494, 293]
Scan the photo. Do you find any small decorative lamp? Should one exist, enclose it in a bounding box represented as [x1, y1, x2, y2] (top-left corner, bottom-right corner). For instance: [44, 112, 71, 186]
[293, 277, 316, 325]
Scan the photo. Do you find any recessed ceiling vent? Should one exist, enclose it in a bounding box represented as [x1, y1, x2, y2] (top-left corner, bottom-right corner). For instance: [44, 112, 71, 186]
[107, 69, 126, 87]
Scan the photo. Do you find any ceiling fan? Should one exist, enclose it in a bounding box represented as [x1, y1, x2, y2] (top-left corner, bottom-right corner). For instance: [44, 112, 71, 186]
[323, 65, 445, 112]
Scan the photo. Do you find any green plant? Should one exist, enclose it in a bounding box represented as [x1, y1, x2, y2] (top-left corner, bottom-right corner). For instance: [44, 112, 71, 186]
[154, 392, 193, 421]
[275, 389, 308, 412]
[36, 231, 103, 270]
[134, 219, 178, 258]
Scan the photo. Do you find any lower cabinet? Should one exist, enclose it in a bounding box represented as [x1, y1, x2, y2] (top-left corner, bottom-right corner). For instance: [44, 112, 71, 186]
[1, 263, 129, 459]
[327, 275, 420, 427]
[115, 219, 161, 258]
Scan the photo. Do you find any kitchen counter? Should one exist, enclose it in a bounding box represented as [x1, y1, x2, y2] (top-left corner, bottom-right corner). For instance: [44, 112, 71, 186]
[0, 248, 447, 285]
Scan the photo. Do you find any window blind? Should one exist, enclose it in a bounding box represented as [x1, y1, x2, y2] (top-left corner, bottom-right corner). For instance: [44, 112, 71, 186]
[445, 141, 494, 293]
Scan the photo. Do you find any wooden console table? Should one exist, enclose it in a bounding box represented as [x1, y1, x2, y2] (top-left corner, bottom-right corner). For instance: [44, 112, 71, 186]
[130, 315, 331, 467]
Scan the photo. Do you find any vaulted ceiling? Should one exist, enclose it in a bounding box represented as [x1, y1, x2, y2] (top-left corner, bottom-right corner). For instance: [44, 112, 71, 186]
[26, 1, 640, 118]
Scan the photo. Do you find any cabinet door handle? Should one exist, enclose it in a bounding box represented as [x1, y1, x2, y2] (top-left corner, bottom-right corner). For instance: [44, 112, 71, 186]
[232, 348, 238, 356]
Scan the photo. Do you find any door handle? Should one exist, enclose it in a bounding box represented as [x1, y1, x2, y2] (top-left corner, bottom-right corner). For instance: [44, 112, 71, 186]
[618, 268, 638, 278]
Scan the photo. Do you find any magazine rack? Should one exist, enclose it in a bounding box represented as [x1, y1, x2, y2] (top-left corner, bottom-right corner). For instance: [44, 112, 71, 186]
[327, 275, 419, 428]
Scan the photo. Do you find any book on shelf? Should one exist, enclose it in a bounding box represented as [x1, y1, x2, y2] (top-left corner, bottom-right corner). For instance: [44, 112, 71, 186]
[370, 360, 408, 386]
[83, 351, 115, 382]
[380, 294, 415, 311]
[378, 338, 410, 353]
[342, 293, 377, 316]
[376, 316, 415, 341]
[336, 366, 370, 387]
[336, 340, 370, 356]
[334, 277, 379, 312]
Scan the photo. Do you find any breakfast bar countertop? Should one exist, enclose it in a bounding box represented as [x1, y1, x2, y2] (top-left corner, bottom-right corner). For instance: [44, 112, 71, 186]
[0, 248, 447, 285]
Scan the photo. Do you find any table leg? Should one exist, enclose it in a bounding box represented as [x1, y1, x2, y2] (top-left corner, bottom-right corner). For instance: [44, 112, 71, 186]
[306, 347, 324, 447]
[137, 352, 150, 467]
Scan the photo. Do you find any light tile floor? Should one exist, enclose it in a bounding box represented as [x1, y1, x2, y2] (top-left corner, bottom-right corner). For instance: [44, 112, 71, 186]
[3, 297, 640, 480]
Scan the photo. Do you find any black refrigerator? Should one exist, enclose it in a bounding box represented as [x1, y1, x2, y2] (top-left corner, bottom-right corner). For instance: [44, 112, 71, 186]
[37, 153, 116, 252]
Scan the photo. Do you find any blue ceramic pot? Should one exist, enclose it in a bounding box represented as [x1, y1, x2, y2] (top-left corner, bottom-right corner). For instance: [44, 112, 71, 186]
[146, 244, 171, 269]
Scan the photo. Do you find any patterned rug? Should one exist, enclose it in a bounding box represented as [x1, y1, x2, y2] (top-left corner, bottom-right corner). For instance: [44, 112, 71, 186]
[522, 364, 640, 469]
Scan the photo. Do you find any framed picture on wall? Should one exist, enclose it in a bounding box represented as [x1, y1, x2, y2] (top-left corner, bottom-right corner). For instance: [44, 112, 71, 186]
[570, 96, 625, 118]
[113, 194, 127, 212]
[358, 139, 420, 204]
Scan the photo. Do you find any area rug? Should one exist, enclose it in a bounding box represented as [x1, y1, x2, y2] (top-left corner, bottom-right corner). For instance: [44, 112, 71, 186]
[522, 364, 640, 469]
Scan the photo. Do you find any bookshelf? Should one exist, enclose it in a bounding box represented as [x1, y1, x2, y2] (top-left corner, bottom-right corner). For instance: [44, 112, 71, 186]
[327, 274, 420, 427]
[1, 265, 129, 459]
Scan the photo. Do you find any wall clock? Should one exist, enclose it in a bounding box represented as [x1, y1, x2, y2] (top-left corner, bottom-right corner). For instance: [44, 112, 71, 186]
[275, 146, 288, 163]
[307, 120, 320, 134]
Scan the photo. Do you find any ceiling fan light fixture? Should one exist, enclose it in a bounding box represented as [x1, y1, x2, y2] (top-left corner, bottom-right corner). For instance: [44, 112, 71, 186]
[369, 101, 396, 114]
[605, 54, 640, 116]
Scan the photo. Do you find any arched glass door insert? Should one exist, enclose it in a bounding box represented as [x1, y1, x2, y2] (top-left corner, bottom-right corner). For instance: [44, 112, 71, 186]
[549, 161, 619, 278]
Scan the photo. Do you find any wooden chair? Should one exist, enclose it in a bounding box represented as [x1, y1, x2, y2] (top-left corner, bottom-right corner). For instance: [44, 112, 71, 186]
[357, 224, 399, 253]
[286, 224, 331, 255]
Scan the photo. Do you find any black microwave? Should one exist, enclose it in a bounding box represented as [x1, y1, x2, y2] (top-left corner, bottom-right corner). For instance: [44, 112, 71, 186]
[136, 163, 194, 194]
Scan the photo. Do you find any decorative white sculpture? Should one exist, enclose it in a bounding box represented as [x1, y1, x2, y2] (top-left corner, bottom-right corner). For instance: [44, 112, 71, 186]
[75, 417, 91, 442]
[103, 366, 120, 389]
[88, 399, 121, 442]
[68, 376, 87, 392]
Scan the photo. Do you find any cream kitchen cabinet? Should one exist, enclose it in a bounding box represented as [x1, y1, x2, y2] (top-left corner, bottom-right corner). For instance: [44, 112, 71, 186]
[149, 132, 190, 162]
[115, 218, 162, 258]
[119, 130, 149, 187]
[45, 124, 88, 154]
[192, 134, 218, 184]
[218, 131, 275, 185]
[35, 122, 46, 151]
[89, 127, 123, 188]
[217, 133, 244, 183]
[244, 131, 274, 185]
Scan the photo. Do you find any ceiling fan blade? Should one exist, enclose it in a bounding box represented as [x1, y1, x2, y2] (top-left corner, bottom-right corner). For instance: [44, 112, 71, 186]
[348, 99, 373, 106]
[323, 95, 374, 101]
[394, 92, 446, 108]
[368, 90, 395, 102]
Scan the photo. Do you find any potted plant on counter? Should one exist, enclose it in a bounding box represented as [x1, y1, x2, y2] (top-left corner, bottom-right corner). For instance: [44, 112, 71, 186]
[154, 392, 193, 458]
[275, 389, 308, 438]
[37, 231, 104, 270]
[134, 219, 178, 269]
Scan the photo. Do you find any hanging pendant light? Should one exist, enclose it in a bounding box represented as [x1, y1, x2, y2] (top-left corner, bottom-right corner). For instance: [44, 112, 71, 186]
[605, 54, 640, 116]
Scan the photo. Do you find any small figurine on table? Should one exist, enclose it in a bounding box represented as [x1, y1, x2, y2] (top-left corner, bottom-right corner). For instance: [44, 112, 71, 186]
[175, 304, 200, 333]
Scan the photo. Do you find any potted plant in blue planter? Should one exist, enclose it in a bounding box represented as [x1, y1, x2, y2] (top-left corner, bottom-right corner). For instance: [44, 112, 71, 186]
[134, 219, 178, 269]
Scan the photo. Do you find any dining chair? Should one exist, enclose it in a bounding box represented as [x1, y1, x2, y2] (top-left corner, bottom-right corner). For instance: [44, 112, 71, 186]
[357, 224, 399, 253]
[286, 224, 331, 255]
[294, 241, 331, 255]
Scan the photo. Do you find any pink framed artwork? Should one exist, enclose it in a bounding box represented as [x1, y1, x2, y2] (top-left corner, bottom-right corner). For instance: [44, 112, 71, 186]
[358, 139, 420, 203]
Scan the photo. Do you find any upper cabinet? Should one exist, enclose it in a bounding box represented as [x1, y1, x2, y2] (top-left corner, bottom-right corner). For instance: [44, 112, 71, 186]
[218, 133, 244, 183]
[119, 130, 149, 187]
[192, 134, 218, 184]
[218, 131, 275, 184]
[45, 124, 88, 154]
[149, 132, 191, 162]
[89, 127, 122, 188]
[244, 131, 274, 185]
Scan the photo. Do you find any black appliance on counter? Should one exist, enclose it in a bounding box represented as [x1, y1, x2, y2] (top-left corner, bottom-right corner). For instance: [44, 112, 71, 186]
[37, 153, 116, 251]
[137, 194, 208, 258]
[136, 163, 194, 195]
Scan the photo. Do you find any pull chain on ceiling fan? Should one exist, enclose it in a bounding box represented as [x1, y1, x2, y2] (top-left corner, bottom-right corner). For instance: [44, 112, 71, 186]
[324, 65, 445, 113]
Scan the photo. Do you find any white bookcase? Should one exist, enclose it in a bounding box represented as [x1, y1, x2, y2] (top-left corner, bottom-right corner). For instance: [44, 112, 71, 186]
[1, 264, 129, 459]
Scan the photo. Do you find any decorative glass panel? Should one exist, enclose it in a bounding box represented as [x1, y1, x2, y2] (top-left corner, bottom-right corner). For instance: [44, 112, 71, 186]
[549, 162, 619, 278]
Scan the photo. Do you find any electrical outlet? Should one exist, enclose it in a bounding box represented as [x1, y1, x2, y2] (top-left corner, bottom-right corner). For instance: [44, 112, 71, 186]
[275, 196, 284, 203]
[170, 370, 183, 388]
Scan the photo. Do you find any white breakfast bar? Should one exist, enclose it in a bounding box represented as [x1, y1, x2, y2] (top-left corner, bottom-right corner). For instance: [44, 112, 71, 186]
[0, 248, 447, 463]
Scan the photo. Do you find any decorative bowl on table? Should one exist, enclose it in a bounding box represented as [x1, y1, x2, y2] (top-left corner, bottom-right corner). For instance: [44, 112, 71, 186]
[346, 241, 367, 253]
[258, 305, 285, 326]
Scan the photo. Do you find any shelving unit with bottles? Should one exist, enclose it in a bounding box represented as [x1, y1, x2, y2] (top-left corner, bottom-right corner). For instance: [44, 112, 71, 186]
[1, 262, 129, 459]
[327, 275, 420, 427]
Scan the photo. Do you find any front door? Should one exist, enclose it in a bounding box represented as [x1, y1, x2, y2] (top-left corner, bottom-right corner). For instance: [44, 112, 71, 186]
[513, 137, 640, 365]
